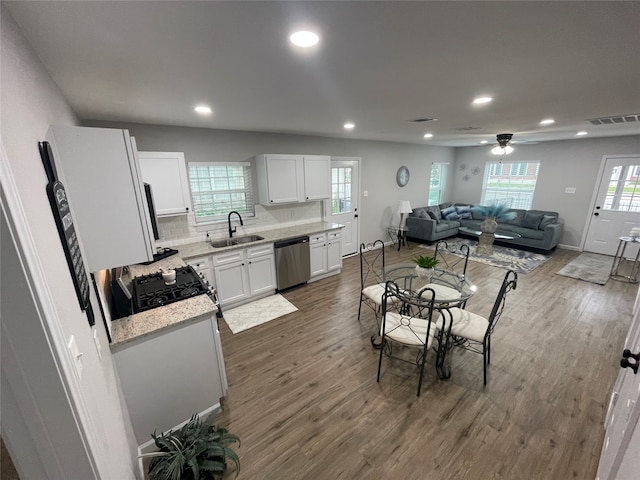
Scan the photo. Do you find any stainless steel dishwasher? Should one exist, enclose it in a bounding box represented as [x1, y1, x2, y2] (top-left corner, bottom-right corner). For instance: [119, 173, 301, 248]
[274, 236, 311, 291]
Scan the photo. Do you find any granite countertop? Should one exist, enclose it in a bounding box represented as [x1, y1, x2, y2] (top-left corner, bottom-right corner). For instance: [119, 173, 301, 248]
[175, 221, 344, 260]
[110, 221, 343, 350]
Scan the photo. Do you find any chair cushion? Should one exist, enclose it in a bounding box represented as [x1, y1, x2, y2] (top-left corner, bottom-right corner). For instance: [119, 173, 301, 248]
[439, 307, 489, 343]
[362, 283, 385, 305]
[421, 284, 462, 302]
[382, 312, 437, 347]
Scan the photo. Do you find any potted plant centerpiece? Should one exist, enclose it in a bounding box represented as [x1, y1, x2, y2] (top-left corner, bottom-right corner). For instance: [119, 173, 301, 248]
[141, 413, 240, 480]
[470, 202, 517, 255]
[413, 254, 439, 279]
[470, 202, 517, 234]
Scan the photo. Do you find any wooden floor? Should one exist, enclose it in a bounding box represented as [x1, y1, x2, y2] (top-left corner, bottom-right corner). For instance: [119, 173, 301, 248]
[214, 242, 635, 480]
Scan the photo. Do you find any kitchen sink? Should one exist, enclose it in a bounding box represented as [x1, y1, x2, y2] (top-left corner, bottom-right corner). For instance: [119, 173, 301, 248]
[233, 235, 264, 244]
[209, 239, 238, 248]
[208, 235, 265, 248]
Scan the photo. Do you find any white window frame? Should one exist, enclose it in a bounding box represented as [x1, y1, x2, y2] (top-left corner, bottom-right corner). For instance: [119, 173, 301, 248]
[480, 161, 540, 209]
[188, 162, 255, 223]
[429, 162, 449, 206]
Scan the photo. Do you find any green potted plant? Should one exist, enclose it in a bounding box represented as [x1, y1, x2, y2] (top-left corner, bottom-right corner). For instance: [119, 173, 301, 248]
[141, 413, 240, 480]
[413, 254, 439, 279]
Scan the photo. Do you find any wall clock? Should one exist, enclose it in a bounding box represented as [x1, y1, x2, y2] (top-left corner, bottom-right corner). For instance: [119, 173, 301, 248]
[396, 166, 410, 187]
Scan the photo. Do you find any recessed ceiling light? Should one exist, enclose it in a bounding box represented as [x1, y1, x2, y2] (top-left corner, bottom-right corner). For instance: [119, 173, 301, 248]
[194, 105, 212, 114]
[472, 97, 493, 105]
[344, 123, 355, 130]
[576, 131, 588, 136]
[289, 31, 319, 48]
[540, 118, 555, 125]
[423, 133, 433, 139]
[480, 140, 488, 144]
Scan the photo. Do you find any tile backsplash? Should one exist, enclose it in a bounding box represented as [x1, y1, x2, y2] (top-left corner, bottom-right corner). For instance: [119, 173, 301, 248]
[156, 201, 324, 247]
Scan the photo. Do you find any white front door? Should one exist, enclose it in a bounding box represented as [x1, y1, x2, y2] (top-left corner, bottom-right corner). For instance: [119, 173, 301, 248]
[584, 155, 640, 256]
[329, 158, 360, 256]
[596, 290, 640, 480]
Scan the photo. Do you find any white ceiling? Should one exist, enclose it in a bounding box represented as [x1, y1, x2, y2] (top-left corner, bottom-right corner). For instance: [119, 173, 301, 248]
[6, 1, 640, 147]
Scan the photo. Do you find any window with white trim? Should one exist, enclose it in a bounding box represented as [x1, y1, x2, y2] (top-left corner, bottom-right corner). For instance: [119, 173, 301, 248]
[480, 161, 540, 209]
[188, 162, 254, 222]
[428, 162, 449, 205]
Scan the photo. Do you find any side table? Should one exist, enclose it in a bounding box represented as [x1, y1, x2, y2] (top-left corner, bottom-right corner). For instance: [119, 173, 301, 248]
[387, 227, 408, 251]
[610, 236, 640, 283]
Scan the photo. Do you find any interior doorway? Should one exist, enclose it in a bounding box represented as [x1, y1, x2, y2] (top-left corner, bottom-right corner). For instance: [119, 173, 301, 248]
[584, 155, 640, 256]
[329, 158, 360, 256]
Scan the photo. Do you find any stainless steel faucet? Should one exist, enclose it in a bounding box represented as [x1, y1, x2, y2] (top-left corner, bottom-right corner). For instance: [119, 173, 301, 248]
[228, 211, 243, 238]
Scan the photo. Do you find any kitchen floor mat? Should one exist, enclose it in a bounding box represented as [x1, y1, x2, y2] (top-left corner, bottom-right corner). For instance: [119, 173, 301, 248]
[222, 294, 298, 334]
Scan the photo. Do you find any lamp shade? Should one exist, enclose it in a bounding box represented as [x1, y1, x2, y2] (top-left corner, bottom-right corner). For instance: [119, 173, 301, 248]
[399, 200, 413, 214]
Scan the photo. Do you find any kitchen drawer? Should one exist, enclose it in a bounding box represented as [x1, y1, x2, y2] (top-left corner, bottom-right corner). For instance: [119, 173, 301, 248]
[186, 255, 212, 271]
[212, 249, 245, 267]
[309, 232, 327, 245]
[247, 243, 274, 258]
[327, 230, 342, 241]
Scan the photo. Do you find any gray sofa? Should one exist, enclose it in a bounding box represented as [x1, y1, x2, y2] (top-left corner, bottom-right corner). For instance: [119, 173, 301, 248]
[406, 202, 563, 253]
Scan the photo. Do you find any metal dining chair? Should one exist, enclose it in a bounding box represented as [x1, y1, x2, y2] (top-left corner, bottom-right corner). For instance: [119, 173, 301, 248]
[377, 280, 438, 396]
[357, 240, 386, 323]
[435, 269, 518, 385]
[434, 239, 470, 276]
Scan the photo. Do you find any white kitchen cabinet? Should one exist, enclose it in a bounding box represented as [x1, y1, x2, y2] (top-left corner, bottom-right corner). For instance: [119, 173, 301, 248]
[310, 229, 343, 281]
[112, 315, 225, 446]
[138, 151, 192, 216]
[213, 243, 276, 307]
[186, 255, 215, 288]
[255, 154, 330, 205]
[46, 126, 154, 271]
[303, 155, 331, 201]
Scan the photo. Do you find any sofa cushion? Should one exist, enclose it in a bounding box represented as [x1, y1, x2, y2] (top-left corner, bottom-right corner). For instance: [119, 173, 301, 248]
[539, 214, 558, 230]
[503, 209, 525, 226]
[436, 220, 460, 232]
[439, 202, 454, 211]
[414, 208, 429, 219]
[508, 226, 545, 240]
[523, 212, 544, 229]
[441, 206, 456, 219]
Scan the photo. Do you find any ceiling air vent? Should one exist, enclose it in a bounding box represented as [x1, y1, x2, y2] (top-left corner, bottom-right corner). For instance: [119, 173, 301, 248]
[587, 114, 639, 125]
[410, 117, 437, 123]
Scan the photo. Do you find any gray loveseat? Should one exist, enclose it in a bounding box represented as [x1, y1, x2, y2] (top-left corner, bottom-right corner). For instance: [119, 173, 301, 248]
[406, 202, 563, 253]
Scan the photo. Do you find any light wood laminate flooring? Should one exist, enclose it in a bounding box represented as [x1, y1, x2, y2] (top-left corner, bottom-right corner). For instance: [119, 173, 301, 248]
[214, 244, 634, 479]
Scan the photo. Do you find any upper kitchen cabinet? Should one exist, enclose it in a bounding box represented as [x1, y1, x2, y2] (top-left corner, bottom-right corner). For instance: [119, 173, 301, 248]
[46, 126, 155, 271]
[138, 152, 192, 216]
[256, 154, 330, 205]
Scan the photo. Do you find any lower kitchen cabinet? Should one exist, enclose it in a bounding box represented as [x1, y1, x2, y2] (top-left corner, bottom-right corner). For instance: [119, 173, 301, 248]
[310, 229, 343, 281]
[112, 315, 226, 448]
[213, 243, 276, 307]
[187, 255, 215, 288]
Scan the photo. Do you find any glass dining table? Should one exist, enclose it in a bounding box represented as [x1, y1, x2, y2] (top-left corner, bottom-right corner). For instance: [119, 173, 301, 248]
[379, 263, 477, 379]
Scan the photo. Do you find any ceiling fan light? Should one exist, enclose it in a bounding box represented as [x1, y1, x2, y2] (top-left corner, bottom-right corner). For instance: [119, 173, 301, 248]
[504, 145, 514, 154]
[491, 146, 505, 155]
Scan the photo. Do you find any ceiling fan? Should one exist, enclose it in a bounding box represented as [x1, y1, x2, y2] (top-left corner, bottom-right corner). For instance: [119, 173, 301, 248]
[491, 133, 515, 155]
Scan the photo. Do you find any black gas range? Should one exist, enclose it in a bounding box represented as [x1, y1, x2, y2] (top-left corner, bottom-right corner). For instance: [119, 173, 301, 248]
[132, 265, 212, 313]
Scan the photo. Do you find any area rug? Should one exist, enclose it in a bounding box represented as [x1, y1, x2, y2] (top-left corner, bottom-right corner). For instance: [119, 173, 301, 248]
[556, 252, 612, 285]
[222, 294, 298, 334]
[418, 238, 550, 274]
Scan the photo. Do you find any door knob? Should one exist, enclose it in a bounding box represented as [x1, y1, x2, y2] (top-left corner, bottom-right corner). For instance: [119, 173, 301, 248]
[354, 214, 359, 218]
[594, 212, 599, 216]
[620, 349, 640, 374]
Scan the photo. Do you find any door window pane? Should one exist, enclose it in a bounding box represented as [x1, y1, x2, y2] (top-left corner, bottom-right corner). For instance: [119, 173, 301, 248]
[429, 163, 448, 205]
[603, 165, 640, 212]
[332, 167, 352, 213]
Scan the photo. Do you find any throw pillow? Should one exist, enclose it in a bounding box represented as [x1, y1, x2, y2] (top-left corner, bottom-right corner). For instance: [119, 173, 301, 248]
[539, 214, 557, 230]
[444, 211, 460, 220]
[455, 205, 471, 214]
[459, 212, 472, 219]
[427, 210, 441, 223]
[426, 205, 442, 221]
[523, 212, 544, 230]
[441, 206, 456, 218]
[418, 209, 429, 219]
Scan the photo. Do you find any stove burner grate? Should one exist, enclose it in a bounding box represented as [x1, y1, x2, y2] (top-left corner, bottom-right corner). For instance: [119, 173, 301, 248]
[132, 265, 209, 312]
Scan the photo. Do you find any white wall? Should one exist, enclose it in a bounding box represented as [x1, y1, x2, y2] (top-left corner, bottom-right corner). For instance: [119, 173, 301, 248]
[453, 135, 640, 248]
[1, 7, 138, 478]
[88, 120, 455, 245]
